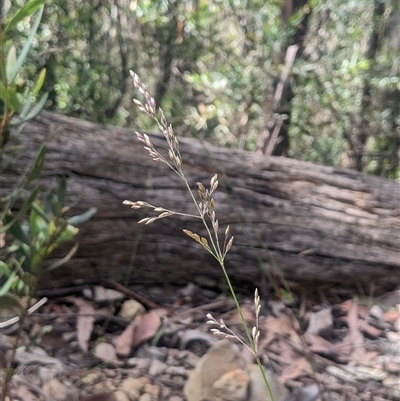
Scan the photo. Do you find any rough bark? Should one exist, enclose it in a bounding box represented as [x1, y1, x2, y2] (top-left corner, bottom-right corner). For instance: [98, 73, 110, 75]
[3, 111, 400, 293]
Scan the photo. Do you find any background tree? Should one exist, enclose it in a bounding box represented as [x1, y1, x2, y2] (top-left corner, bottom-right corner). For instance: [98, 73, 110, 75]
[10, 0, 400, 179]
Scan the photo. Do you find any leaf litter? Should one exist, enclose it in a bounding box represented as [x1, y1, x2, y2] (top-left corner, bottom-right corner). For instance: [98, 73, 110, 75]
[1, 282, 399, 401]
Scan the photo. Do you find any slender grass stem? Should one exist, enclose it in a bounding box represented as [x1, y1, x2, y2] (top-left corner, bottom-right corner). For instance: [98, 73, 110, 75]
[127, 71, 276, 401]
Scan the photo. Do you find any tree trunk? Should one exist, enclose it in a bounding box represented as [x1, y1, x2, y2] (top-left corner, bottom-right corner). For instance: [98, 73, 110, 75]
[3, 111, 399, 293]
[256, 0, 312, 156]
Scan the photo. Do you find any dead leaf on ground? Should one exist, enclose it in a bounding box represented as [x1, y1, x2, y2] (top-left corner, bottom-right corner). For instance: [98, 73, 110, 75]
[344, 298, 366, 364]
[279, 357, 312, 383]
[305, 332, 347, 359]
[94, 342, 123, 366]
[131, 309, 162, 348]
[67, 297, 96, 352]
[259, 312, 298, 347]
[39, 330, 68, 353]
[115, 322, 135, 356]
[306, 308, 332, 335]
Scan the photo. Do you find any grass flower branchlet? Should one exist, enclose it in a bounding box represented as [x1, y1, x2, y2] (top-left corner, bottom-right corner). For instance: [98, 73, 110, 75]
[124, 70, 275, 400]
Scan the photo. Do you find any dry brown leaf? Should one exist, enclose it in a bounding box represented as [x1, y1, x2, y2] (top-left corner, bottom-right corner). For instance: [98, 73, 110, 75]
[94, 342, 122, 366]
[67, 297, 96, 352]
[259, 313, 296, 346]
[115, 322, 135, 356]
[39, 330, 68, 353]
[344, 298, 366, 364]
[359, 320, 380, 338]
[131, 310, 161, 348]
[279, 357, 312, 383]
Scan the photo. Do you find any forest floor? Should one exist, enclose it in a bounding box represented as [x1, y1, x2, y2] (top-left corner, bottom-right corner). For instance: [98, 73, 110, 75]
[1, 282, 399, 401]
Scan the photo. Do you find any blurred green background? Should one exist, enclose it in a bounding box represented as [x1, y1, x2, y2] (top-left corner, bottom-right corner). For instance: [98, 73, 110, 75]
[5, 0, 400, 178]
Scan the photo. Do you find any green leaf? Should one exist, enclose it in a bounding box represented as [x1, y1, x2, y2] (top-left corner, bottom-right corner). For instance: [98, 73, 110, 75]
[6, 46, 17, 84]
[32, 68, 46, 96]
[47, 242, 79, 271]
[31, 200, 50, 222]
[0, 261, 11, 275]
[7, 6, 45, 85]
[56, 224, 79, 243]
[0, 81, 7, 101]
[0, 264, 18, 297]
[7, 87, 21, 112]
[67, 207, 97, 225]
[29, 203, 48, 236]
[7, 220, 31, 246]
[26, 144, 46, 184]
[22, 92, 48, 122]
[16, 96, 33, 122]
[56, 177, 67, 206]
[0, 185, 41, 234]
[0, 294, 24, 314]
[5, 0, 47, 35]
[44, 193, 55, 216]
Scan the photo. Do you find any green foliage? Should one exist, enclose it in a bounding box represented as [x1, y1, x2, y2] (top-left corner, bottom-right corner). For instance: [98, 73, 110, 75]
[0, 0, 48, 151]
[0, 0, 95, 319]
[9, 0, 399, 178]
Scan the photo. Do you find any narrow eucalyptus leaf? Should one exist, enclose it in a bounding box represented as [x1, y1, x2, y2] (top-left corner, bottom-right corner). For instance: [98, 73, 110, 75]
[0, 266, 18, 296]
[5, 0, 47, 33]
[0, 186, 41, 234]
[27, 144, 46, 183]
[22, 92, 48, 121]
[57, 176, 67, 205]
[7, 87, 21, 112]
[7, 219, 31, 246]
[7, 6, 44, 84]
[32, 68, 46, 96]
[67, 207, 97, 225]
[47, 243, 79, 271]
[6, 46, 17, 84]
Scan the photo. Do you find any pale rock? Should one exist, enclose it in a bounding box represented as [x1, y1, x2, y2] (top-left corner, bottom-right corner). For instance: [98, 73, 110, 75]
[144, 383, 160, 398]
[147, 346, 168, 361]
[212, 368, 249, 401]
[81, 371, 104, 385]
[293, 383, 320, 401]
[119, 300, 145, 321]
[180, 351, 200, 369]
[120, 377, 149, 401]
[165, 366, 187, 377]
[114, 391, 130, 401]
[148, 359, 167, 376]
[183, 340, 243, 401]
[138, 395, 152, 401]
[42, 378, 77, 401]
[247, 364, 289, 401]
[126, 357, 150, 370]
[168, 397, 183, 401]
[94, 286, 124, 302]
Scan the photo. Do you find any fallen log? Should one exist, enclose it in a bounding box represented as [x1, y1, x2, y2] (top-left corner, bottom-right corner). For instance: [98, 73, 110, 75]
[3, 111, 400, 293]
